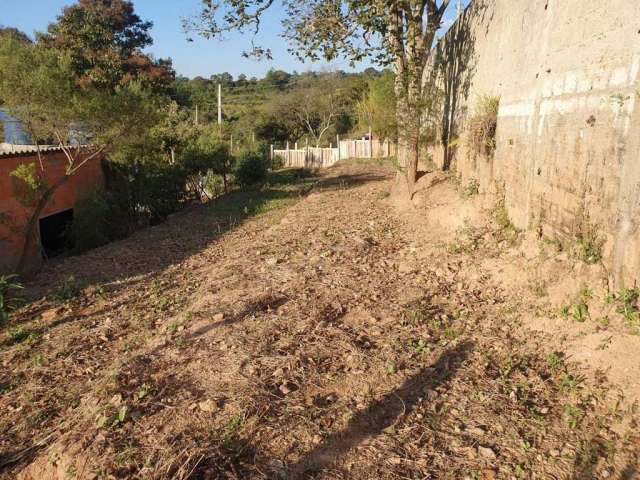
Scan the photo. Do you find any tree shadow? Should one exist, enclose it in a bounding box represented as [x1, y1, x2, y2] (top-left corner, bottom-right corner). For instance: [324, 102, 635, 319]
[18, 170, 313, 297]
[19, 165, 391, 305]
[315, 173, 390, 192]
[437, 0, 495, 170]
[186, 293, 288, 340]
[287, 340, 474, 479]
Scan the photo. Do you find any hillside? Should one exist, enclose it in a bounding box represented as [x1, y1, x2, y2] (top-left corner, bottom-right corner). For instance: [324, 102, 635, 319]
[1, 160, 639, 479]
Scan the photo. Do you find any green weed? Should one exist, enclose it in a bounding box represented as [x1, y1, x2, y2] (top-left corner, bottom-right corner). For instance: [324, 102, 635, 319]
[462, 178, 480, 198]
[542, 235, 563, 253]
[53, 276, 80, 302]
[225, 414, 244, 438]
[447, 220, 484, 254]
[560, 373, 582, 393]
[561, 284, 592, 323]
[7, 327, 40, 345]
[564, 404, 583, 428]
[547, 352, 565, 372]
[572, 209, 603, 265]
[31, 353, 46, 367]
[608, 288, 640, 331]
[0, 274, 24, 324]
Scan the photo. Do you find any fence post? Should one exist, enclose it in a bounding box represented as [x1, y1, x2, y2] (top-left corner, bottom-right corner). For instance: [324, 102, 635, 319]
[295, 142, 298, 151]
[336, 134, 340, 160]
[270, 144, 274, 161]
[369, 126, 373, 158]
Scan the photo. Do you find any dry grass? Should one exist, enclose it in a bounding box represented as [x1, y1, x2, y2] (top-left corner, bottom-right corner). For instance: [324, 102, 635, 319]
[0, 163, 638, 479]
[468, 94, 500, 158]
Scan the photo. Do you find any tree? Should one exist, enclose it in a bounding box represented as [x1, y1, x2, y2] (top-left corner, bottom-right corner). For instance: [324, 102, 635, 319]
[262, 69, 292, 90]
[289, 76, 346, 146]
[0, 27, 32, 43]
[38, 0, 174, 91]
[186, 0, 451, 191]
[0, 36, 160, 272]
[357, 70, 398, 141]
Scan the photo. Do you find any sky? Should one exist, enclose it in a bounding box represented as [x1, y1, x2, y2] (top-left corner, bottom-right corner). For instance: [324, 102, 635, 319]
[1, 0, 468, 79]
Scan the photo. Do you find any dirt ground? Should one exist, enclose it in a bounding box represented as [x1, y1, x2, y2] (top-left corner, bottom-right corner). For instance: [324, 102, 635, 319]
[1, 160, 639, 479]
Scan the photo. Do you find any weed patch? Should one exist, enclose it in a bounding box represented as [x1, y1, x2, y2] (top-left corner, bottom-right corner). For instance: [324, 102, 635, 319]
[462, 178, 480, 198]
[561, 284, 592, 323]
[53, 276, 81, 302]
[607, 288, 640, 332]
[6, 326, 40, 345]
[0, 274, 23, 325]
[572, 208, 603, 265]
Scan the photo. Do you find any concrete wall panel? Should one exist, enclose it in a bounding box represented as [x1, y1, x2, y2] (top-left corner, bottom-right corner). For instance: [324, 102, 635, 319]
[435, 0, 640, 286]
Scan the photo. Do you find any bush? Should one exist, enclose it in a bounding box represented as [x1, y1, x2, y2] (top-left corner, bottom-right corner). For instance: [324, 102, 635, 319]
[67, 189, 112, 253]
[234, 150, 268, 186]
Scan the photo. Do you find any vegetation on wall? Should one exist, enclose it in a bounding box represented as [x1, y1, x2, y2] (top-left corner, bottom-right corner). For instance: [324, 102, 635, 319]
[468, 94, 500, 158]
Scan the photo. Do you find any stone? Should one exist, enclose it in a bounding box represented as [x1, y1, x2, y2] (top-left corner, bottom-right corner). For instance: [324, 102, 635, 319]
[478, 446, 496, 459]
[198, 399, 217, 413]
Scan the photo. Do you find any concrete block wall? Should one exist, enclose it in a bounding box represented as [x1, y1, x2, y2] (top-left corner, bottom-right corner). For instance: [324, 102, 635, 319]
[435, 0, 640, 286]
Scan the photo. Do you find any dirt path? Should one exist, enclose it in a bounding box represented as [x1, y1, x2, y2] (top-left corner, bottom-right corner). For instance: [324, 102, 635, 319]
[1, 161, 638, 479]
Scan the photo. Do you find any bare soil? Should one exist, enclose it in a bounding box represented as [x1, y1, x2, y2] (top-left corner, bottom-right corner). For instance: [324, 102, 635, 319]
[1, 161, 639, 479]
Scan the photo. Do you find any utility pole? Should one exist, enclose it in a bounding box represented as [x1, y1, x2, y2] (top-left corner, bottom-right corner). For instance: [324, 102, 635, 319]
[217, 84, 222, 125]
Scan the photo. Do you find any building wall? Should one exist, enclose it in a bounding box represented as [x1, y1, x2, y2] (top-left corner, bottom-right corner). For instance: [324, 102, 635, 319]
[0, 150, 104, 273]
[434, 0, 640, 287]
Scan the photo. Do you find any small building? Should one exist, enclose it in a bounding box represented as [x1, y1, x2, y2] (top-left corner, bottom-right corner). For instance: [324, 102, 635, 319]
[0, 143, 104, 274]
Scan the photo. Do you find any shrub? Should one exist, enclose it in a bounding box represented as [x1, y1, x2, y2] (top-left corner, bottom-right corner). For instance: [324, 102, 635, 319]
[67, 189, 112, 253]
[234, 150, 268, 186]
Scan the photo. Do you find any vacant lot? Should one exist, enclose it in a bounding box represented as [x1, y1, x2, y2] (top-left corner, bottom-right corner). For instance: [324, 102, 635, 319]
[1, 161, 638, 479]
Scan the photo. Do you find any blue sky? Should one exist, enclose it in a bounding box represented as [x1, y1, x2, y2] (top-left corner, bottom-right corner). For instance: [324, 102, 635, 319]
[2, 0, 468, 79]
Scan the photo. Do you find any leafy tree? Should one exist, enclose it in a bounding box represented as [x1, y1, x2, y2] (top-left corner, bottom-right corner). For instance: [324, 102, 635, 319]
[182, 126, 233, 194]
[187, 0, 452, 190]
[357, 70, 398, 141]
[262, 69, 292, 90]
[0, 36, 160, 272]
[234, 149, 268, 186]
[288, 76, 347, 146]
[0, 27, 32, 43]
[38, 0, 174, 91]
[210, 72, 234, 86]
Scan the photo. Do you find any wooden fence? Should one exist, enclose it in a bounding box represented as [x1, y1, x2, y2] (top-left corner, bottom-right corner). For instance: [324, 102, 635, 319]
[272, 138, 396, 169]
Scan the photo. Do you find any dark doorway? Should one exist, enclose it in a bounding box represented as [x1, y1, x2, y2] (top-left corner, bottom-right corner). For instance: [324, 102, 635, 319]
[39, 209, 73, 258]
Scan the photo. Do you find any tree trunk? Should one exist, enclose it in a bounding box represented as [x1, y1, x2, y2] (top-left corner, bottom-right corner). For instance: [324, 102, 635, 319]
[17, 176, 69, 274]
[395, 73, 422, 192]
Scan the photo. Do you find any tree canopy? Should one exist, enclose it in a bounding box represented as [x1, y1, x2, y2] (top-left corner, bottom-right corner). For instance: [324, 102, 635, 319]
[38, 0, 174, 90]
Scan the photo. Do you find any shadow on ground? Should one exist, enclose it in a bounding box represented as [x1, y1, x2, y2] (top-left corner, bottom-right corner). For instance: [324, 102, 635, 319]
[20, 166, 392, 304]
[288, 340, 474, 479]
